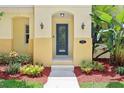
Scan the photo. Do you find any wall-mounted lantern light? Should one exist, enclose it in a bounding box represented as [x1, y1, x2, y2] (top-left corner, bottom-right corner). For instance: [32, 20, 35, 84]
[60, 13, 64, 17]
[81, 22, 85, 30]
[40, 22, 44, 29]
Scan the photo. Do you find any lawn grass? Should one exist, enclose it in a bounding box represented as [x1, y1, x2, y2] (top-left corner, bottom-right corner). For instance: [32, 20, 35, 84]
[80, 82, 124, 88]
[0, 79, 43, 88]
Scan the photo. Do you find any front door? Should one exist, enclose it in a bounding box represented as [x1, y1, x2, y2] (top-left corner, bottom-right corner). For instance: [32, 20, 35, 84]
[56, 24, 68, 55]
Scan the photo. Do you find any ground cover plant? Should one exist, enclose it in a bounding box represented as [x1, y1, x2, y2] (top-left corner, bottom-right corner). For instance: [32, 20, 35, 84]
[93, 61, 105, 72]
[80, 60, 94, 74]
[116, 66, 124, 75]
[0, 79, 43, 88]
[5, 63, 21, 75]
[0, 53, 9, 64]
[80, 60, 105, 74]
[80, 82, 124, 88]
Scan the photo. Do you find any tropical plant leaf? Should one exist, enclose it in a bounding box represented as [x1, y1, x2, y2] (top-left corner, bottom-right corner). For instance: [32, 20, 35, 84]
[95, 10, 112, 23]
[114, 25, 121, 31]
[116, 10, 124, 23]
[92, 5, 124, 59]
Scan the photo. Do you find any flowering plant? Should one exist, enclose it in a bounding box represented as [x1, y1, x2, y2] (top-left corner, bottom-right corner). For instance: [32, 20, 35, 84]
[9, 51, 18, 58]
[20, 64, 44, 77]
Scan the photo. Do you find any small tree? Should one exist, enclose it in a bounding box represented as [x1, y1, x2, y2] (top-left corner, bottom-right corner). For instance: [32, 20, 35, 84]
[91, 5, 117, 58]
[92, 5, 124, 65]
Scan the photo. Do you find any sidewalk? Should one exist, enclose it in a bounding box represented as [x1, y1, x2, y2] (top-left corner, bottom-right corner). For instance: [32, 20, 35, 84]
[44, 66, 79, 88]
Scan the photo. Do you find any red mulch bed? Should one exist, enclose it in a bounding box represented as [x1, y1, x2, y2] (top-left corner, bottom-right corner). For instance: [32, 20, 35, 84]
[74, 59, 124, 83]
[0, 65, 51, 84]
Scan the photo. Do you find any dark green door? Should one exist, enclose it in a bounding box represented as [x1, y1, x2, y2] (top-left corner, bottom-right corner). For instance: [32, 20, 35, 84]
[56, 24, 68, 55]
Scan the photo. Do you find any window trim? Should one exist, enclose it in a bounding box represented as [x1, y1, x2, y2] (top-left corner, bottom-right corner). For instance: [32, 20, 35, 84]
[24, 24, 30, 45]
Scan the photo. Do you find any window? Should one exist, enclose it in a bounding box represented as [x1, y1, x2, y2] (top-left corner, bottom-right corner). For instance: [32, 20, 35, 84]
[25, 25, 29, 44]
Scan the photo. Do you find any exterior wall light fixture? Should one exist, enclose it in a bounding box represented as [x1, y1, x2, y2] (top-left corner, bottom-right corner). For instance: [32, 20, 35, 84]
[40, 22, 44, 29]
[60, 13, 64, 17]
[81, 22, 85, 30]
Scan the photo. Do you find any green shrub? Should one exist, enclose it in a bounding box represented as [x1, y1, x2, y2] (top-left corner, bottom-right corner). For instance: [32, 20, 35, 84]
[0, 53, 9, 64]
[80, 60, 93, 74]
[20, 64, 44, 77]
[93, 61, 105, 72]
[0, 51, 19, 64]
[8, 57, 19, 64]
[5, 63, 21, 74]
[0, 51, 32, 64]
[80, 60, 105, 74]
[116, 67, 124, 75]
[80, 60, 93, 68]
[81, 67, 93, 74]
[15, 54, 32, 64]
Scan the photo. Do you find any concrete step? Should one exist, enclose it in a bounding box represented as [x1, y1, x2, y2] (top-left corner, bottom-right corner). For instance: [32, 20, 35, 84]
[52, 62, 73, 65]
[50, 65, 74, 77]
[51, 65, 74, 71]
[51, 65, 74, 68]
[52, 57, 73, 65]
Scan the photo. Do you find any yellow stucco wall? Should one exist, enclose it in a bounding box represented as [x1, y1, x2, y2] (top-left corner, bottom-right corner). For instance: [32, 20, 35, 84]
[12, 17, 33, 55]
[33, 38, 52, 66]
[73, 38, 92, 66]
[0, 7, 34, 55]
[0, 39, 33, 55]
[34, 6, 91, 38]
[0, 39, 12, 53]
[0, 6, 92, 66]
[13, 17, 28, 53]
[34, 6, 92, 66]
[52, 17, 74, 57]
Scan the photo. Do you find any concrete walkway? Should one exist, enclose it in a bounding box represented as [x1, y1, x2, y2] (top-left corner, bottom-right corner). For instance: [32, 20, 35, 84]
[44, 65, 79, 88]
